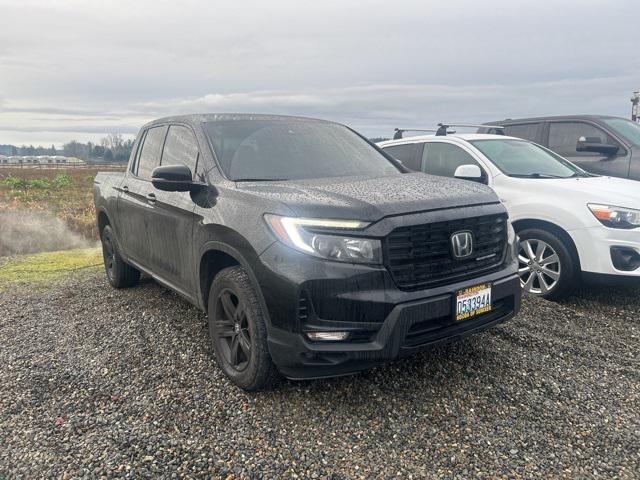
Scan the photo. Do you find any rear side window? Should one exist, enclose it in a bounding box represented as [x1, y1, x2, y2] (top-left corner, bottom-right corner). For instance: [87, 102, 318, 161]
[161, 125, 200, 180]
[382, 144, 420, 170]
[136, 126, 167, 180]
[422, 142, 483, 178]
[503, 123, 539, 141]
[548, 122, 620, 156]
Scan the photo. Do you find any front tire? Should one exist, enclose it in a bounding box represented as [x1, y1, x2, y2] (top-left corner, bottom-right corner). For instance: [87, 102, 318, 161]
[517, 227, 579, 300]
[208, 266, 277, 391]
[100, 225, 140, 288]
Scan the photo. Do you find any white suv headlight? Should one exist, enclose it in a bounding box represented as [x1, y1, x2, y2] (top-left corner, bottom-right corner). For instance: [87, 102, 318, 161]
[264, 215, 382, 264]
[588, 204, 640, 229]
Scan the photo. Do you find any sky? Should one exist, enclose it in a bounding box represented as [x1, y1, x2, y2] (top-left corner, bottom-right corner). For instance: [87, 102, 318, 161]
[0, 0, 638, 147]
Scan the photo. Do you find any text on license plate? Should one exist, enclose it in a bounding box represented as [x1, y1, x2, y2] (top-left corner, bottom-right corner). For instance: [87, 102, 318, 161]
[455, 283, 492, 321]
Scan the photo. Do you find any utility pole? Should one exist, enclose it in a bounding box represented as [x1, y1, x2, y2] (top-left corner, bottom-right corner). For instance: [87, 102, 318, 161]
[632, 91, 640, 122]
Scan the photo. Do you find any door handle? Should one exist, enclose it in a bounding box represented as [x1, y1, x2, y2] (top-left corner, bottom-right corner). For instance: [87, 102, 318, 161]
[146, 192, 156, 203]
[122, 185, 129, 193]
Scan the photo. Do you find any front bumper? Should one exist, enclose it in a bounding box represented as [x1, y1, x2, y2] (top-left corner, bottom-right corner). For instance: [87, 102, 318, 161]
[570, 225, 640, 277]
[256, 242, 521, 380]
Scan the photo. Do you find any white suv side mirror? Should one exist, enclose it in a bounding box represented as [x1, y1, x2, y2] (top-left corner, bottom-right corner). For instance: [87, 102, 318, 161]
[454, 164, 483, 181]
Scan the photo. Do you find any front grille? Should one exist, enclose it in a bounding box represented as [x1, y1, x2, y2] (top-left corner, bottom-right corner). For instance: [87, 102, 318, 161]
[385, 213, 508, 290]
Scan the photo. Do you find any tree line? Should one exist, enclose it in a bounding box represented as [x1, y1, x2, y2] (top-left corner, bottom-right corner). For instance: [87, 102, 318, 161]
[1, 133, 134, 163]
[3, 134, 391, 163]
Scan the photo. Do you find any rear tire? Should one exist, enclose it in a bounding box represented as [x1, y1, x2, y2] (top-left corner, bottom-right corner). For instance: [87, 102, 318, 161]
[208, 266, 278, 391]
[100, 225, 140, 288]
[517, 227, 579, 300]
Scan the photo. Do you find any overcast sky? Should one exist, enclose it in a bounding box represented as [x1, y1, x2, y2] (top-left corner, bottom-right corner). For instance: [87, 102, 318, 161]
[0, 0, 638, 146]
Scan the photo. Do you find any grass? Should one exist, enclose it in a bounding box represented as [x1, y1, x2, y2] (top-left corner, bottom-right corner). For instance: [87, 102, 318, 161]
[0, 167, 123, 241]
[0, 247, 102, 292]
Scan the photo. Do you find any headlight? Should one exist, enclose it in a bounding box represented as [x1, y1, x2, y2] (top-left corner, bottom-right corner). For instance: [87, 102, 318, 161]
[588, 204, 640, 229]
[264, 214, 382, 264]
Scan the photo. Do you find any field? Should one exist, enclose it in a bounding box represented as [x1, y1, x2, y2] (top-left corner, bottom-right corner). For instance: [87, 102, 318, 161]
[0, 166, 124, 256]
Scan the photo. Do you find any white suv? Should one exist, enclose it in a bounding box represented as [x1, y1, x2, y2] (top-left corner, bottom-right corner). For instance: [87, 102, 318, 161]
[379, 132, 640, 300]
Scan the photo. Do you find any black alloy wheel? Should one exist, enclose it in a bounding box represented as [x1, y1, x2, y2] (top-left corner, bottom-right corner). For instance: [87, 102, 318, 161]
[100, 225, 140, 288]
[214, 288, 253, 371]
[102, 229, 116, 282]
[207, 265, 278, 391]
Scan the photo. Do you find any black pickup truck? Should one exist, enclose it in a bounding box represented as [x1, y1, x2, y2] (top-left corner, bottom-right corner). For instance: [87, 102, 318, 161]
[93, 114, 521, 390]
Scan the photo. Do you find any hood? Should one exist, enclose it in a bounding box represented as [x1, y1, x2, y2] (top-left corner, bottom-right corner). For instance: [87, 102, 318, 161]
[235, 172, 499, 221]
[531, 175, 640, 209]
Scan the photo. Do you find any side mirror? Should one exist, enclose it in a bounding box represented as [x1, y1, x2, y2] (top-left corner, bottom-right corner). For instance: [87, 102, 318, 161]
[454, 164, 484, 183]
[576, 136, 619, 156]
[152, 165, 201, 192]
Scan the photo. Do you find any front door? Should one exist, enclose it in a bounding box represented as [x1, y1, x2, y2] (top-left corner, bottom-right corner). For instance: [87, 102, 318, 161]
[546, 121, 630, 178]
[144, 124, 202, 294]
[419, 141, 488, 183]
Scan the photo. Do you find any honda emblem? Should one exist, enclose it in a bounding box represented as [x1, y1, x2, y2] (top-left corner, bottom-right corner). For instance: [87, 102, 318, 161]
[451, 231, 474, 259]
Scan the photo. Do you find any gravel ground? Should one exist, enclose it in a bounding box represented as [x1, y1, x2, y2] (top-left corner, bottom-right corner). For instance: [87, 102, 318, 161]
[0, 268, 638, 479]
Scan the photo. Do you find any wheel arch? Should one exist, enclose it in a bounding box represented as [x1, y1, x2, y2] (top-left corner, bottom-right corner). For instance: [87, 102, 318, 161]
[197, 241, 272, 327]
[512, 218, 581, 270]
[97, 207, 114, 236]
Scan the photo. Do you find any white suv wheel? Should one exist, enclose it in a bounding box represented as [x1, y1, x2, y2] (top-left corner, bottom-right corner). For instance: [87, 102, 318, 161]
[518, 239, 561, 295]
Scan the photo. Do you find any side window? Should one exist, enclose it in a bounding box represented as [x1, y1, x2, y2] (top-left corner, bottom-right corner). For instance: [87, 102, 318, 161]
[136, 126, 167, 180]
[548, 122, 620, 156]
[130, 131, 147, 174]
[422, 142, 483, 178]
[383, 144, 420, 170]
[503, 123, 539, 141]
[161, 125, 200, 180]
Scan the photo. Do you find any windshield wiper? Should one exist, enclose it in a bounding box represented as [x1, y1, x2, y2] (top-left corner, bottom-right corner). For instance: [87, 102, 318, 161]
[234, 178, 290, 182]
[508, 173, 566, 179]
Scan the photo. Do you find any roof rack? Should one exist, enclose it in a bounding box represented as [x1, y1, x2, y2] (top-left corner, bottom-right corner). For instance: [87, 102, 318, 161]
[393, 128, 439, 140]
[435, 123, 505, 136]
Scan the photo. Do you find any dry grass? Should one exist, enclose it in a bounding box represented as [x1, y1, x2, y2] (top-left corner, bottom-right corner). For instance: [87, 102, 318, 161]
[0, 167, 124, 241]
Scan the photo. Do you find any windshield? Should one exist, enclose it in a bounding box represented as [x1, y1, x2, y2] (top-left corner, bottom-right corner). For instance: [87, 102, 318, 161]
[602, 118, 640, 146]
[470, 139, 587, 178]
[203, 119, 401, 181]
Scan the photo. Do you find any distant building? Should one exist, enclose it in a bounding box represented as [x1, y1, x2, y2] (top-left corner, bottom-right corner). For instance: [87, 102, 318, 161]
[0, 155, 85, 166]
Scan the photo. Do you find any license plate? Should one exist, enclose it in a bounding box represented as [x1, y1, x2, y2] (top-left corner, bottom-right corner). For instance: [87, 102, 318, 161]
[455, 283, 492, 321]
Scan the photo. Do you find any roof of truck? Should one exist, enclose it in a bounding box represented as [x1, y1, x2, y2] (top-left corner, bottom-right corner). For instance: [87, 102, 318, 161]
[142, 113, 333, 128]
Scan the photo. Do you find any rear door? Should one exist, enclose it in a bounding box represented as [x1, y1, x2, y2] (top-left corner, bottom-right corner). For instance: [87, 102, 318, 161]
[545, 121, 630, 177]
[145, 124, 201, 293]
[502, 123, 543, 143]
[117, 125, 167, 266]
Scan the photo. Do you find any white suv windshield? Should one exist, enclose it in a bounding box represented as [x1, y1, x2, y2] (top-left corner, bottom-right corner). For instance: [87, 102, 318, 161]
[470, 139, 588, 179]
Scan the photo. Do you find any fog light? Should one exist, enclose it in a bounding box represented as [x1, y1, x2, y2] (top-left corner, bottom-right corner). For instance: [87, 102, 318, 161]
[306, 331, 350, 342]
[611, 247, 640, 271]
